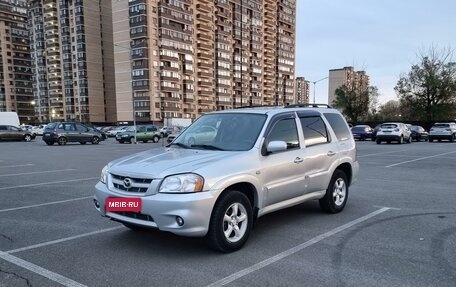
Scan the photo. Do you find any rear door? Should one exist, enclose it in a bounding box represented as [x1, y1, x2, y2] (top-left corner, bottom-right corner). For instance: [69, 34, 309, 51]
[76, 123, 91, 142]
[298, 113, 340, 193]
[63, 123, 78, 142]
[8, 126, 24, 140]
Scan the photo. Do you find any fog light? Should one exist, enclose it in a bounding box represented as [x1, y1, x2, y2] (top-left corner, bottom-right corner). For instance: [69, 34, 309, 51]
[176, 216, 184, 226]
[94, 199, 100, 208]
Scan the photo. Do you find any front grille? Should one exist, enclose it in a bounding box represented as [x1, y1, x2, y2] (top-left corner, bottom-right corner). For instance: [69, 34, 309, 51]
[110, 173, 153, 193]
[112, 211, 154, 222]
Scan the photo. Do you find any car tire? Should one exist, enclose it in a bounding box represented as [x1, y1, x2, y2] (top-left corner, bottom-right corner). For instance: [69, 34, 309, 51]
[143, 140, 148, 143]
[319, 169, 349, 213]
[45, 141, 54, 146]
[429, 138, 433, 142]
[399, 136, 404, 144]
[450, 134, 455, 142]
[376, 139, 381, 144]
[92, 136, 100, 144]
[80, 142, 87, 145]
[58, 137, 67, 146]
[206, 191, 253, 253]
[24, 134, 32, 142]
[152, 135, 159, 143]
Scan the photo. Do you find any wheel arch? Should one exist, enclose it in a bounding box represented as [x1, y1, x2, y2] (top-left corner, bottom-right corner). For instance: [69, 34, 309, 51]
[335, 162, 352, 186]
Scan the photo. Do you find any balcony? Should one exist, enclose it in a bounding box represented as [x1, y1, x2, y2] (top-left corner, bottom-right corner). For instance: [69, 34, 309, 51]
[199, 90, 213, 96]
[163, 96, 181, 102]
[197, 23, 212, 32]
[197, 33, 212, 41]
[183, 107, 195, 113]
[196, 13, 212, 22]
[197, 42, 212, 50]
[198, 80, 212, 87]
[197, 62, 213, 69]
[183, 98, 194, 103]
[197, 52, 212, 60]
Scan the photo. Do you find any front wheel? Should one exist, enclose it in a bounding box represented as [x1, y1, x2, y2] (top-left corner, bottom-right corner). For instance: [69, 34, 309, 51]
[152, 135, 159, 143]
[206, 191, 253, 253]
[24, 134, 32, 142]
[92, 136, 100, 144]
[319, 170, 349, 213]
[58, 137, 67, 146]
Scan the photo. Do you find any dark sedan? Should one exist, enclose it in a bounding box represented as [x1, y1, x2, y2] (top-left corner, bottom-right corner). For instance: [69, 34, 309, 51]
[0, 125, 36, 142]
[351, 125, 374, 141]
[410, 125, 429, 141]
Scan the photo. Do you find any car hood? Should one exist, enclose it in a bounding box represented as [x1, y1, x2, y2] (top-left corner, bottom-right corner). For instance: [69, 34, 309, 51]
[107, 147, 241, 178]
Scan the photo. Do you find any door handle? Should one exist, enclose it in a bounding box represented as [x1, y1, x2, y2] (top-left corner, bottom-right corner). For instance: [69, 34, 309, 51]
[327, 151, 336, 156]
[294, 157, 304, 163]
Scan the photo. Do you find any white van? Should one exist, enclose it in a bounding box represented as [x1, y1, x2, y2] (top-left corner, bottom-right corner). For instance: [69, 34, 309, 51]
[0, 112, 20, 127]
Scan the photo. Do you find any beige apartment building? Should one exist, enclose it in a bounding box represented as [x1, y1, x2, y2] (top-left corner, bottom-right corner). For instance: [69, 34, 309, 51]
[0, 0, 34, 123]
[113, 0, 296, 123]
[328, 66, 369, 106]
[295, 77, 309, 104]
[28, 0, 116, 123]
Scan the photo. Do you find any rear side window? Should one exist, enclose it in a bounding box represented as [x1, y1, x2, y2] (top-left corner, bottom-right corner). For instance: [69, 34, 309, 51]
[46, 123, 56, 129]
[324, 113, 351, 141]
[0, 126, 7, 130]
[300, 116, 330, 147]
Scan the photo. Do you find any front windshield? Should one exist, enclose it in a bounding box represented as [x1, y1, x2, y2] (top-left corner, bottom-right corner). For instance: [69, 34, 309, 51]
[172, 113, 267, 151]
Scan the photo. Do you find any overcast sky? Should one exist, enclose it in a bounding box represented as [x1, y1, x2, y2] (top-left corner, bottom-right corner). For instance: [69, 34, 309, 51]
[295, 0, 456, 105]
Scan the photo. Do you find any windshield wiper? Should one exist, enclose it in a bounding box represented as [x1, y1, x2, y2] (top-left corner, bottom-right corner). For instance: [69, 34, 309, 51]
[190, 144, 225, 151]
[168, 142, 190, 149]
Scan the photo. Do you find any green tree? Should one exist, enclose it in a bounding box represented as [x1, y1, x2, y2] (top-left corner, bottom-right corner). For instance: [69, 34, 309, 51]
[378, 100, 402, 121]
[395, 47, 456, 121]
[333, 84, 378, 123]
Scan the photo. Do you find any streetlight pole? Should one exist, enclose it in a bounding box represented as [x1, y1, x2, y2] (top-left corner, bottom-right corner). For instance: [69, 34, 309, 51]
[310, 76, 328, 104]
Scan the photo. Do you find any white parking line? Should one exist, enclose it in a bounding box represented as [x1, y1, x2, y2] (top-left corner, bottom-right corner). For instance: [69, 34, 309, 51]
[206, 207, 391, 287]
[0, 251, 87, 287]
[0, 169, 76, 177]
[357, 150, 407, 158]
[385, 151, 456, 167]
[0, 163, 34, 168]
[0, 177, 99, 190]
[0, 196, 92, 213]
[7, 226, 123, 254]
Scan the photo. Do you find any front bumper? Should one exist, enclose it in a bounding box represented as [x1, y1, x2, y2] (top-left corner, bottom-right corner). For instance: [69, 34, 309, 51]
[94, 182, 219, 237]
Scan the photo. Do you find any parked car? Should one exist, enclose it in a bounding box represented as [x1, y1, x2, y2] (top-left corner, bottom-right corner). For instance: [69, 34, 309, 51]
[94, 105, 359, 252]
[106, 126, 129, 137]
[159, 126, 175, 137]
[31, 124, 47, 136]
[351, 125, 374, 141]
[42, 122, 103, 145]
[166, 127, 185, 144]
[0, 125, 35, 142]
[410, 125, 429, 141]
[116, 125, 161, 143]
[428, 122, 456, 142]
[375, 122, 412, 144]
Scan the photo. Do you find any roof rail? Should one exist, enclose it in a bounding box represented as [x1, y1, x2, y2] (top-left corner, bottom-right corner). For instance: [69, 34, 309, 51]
[284, 104, 332, 108]
[234, 105, 281, 109]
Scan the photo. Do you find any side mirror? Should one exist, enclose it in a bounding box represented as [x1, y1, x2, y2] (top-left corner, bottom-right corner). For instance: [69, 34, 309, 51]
[265, 141, 287, 154]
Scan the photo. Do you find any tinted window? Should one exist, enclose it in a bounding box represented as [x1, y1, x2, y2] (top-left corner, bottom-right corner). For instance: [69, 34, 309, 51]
[300, 116, 329, 146]
[433, 124, 450, 128]
[324, 113, 351, 141]
[0, 126, 7, 130]
[381, 124, 398, 129]
[8, 126, 20, 131]
[64, 123, 75, 131]
[46, 123, 56, 129]
[76, 124, 87, 132]
[267, 118, 299, 150]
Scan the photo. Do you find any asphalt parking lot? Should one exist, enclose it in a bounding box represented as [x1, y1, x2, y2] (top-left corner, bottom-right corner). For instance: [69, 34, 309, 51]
[0, 138, 455, 287]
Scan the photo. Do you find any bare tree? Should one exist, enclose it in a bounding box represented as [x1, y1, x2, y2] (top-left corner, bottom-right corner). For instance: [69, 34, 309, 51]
[333, 84, 377, 123]
[395, 47, 456, 121]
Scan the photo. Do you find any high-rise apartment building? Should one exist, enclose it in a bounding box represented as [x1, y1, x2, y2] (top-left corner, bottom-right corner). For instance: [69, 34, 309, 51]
[328, 66, 369, 106]
[28, 0, 116, 123]
[295, 77, 309, 104]
[113, 0, 296, 123]
[0, 0, 33, 123]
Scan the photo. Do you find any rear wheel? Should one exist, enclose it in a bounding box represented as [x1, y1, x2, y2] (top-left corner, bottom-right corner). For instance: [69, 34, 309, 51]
[206, 191, 253, 253]
[57, 137, 67, 145]
[376, 139, 381, 144]
[152, 135, 159, 143]
[24, 134, 32, 142]
[319, 169, 349, 213]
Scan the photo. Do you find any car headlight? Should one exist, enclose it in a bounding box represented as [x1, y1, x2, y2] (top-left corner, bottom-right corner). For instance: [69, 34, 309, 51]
[100, 165, 108, 184]
[159, 173, 204, 193]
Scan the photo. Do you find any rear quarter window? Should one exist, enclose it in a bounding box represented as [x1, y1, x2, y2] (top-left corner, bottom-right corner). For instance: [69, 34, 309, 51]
[323, 113, 351, 141]
[300, 116, 330, 146]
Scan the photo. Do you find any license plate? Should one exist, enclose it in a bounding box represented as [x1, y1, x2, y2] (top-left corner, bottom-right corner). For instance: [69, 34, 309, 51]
[105, 197, 142, 212]
[44, 133, 50, 136]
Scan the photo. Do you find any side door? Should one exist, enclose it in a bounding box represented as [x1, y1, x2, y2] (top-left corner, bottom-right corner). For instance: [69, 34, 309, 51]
[75, 124, 91, 142]
[136, 125, 146, 141]
[298, 113, 340, 193]
[8, 126, 23, 140]
[63, 123, 78, 142]
[260, 113, 308, 206]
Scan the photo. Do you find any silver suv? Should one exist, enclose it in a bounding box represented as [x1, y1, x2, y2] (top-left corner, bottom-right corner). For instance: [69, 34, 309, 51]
[429, 122, 456, 142]
[94, 106, 359, 252]
[375, 122, 412, 144]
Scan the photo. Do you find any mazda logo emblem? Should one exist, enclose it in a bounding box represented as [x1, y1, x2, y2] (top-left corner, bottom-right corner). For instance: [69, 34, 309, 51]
[123, 178, 132, 189]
